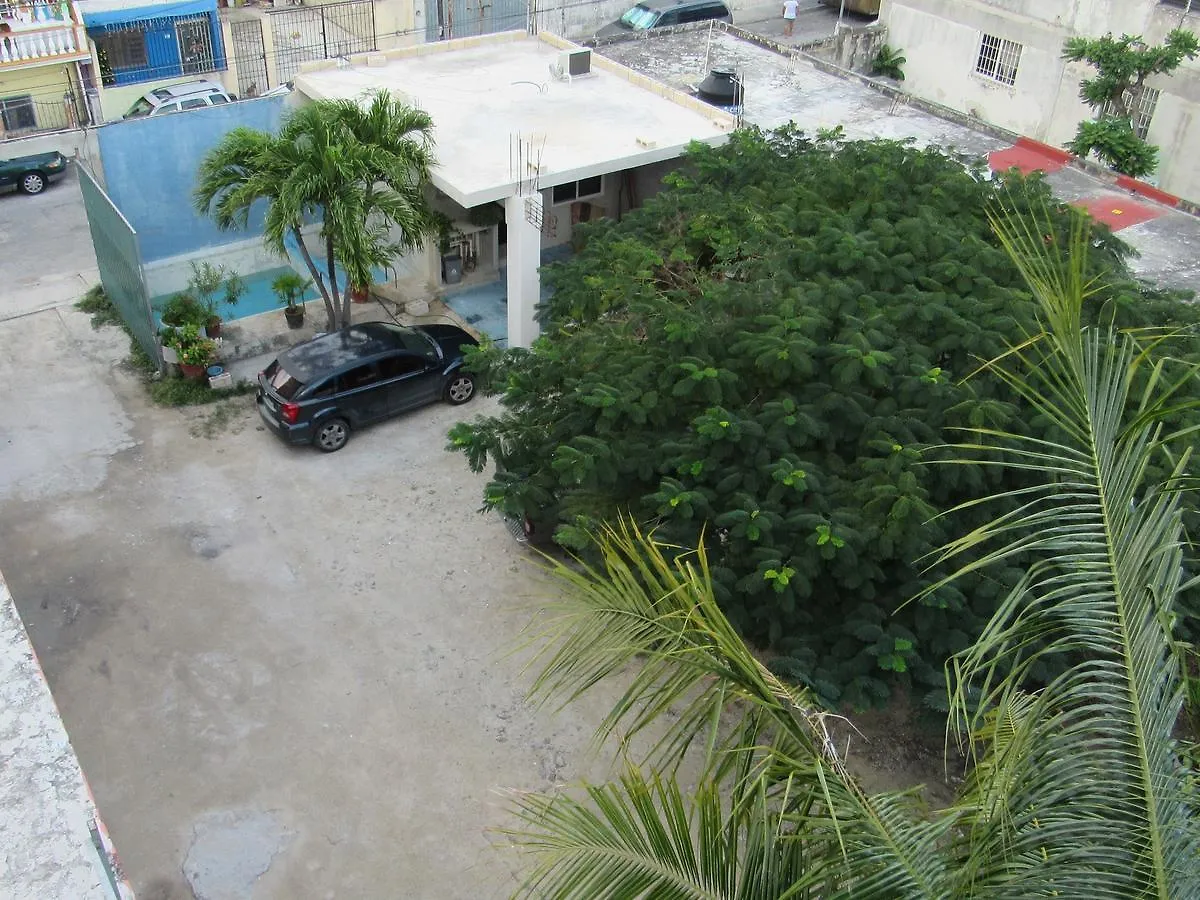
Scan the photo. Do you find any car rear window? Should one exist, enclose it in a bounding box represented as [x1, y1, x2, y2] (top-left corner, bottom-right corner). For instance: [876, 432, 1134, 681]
[266, 360, 304, 399]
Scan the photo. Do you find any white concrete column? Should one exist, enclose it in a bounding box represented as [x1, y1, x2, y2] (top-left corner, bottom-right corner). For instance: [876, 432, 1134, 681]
[504, 193, 542, 349]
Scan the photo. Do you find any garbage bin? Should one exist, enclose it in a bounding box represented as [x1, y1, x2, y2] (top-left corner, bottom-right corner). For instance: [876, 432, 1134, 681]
[442, 252, 463, 285]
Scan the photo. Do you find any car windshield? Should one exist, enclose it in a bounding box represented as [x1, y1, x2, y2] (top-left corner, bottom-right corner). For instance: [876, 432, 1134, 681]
[380, 323, 439, 358]
[619, 4, 658, 29]
[125, 98, 154, 118]
[266, 361, 304, 400]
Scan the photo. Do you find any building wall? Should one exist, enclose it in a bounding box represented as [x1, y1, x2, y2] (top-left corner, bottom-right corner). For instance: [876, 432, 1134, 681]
[0, 63, 80, 135]
[880, 0, 1200, 200]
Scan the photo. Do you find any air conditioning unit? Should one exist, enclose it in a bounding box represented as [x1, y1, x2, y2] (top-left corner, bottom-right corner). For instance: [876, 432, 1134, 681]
[558, 48, 592, 79]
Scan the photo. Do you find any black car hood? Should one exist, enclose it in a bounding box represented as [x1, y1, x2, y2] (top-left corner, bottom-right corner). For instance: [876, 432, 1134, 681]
[421, 324, 478, 361]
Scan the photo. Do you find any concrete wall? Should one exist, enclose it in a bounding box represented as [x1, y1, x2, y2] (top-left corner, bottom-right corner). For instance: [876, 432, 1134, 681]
[880, 0, 1200, 201]
[96, 94, 287, 261]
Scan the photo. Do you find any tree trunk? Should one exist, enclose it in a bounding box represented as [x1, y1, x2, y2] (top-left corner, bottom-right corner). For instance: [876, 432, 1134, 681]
[293, 228, 334, 328]
[325, 232, 343, 331]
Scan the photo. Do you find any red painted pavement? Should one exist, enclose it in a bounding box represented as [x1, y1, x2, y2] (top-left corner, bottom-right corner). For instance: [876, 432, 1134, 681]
[988, 143, 1068, 176]
[1074, 195, 1162, 231]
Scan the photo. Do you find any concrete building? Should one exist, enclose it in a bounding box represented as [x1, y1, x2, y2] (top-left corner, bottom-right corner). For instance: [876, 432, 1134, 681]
[294, 30, 735, 346]
[0, 571, 132, 900]
[878, 0, 1200, 202]
[0, 1, 91, 137]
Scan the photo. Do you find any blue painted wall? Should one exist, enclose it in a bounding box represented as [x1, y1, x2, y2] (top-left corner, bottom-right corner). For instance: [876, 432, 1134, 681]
[98, 96, 287, 262]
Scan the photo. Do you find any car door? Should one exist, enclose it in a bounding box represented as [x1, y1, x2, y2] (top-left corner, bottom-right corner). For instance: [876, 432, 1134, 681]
[334, 362, 388, 423]
[0, 159, 13, 188]
[375, 351, 441, 416]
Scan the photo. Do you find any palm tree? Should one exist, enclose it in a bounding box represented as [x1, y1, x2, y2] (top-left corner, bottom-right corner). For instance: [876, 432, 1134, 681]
[193, 91, 436, 331]
[499, 204, 1200, 897]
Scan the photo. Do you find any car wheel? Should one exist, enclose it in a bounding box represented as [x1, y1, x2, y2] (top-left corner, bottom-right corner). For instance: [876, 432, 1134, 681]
[313, 418, 349, 452]
[19, 172, 46, 195]
[444, 372, 475, 405]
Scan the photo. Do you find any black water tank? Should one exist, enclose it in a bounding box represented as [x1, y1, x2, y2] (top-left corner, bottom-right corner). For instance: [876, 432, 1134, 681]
[697, 68, 743, 106]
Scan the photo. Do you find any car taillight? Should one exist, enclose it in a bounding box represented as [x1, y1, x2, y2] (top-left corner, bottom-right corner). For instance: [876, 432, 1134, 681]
[281, 402, 300, 424]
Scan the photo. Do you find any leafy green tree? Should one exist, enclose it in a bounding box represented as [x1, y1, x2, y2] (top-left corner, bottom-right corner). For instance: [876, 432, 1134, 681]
[194, 91, 436, 331]
[1063, 28, 1199, 177]
[502, 208, 1200, 896]
[449, 127, 1200, 708]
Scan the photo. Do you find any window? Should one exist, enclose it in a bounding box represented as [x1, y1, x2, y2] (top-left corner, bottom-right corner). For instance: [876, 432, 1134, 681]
[975, 33, 1022, 86]
[0, 95, 36, 132]
[209, 94, 229, 105]
[377, 355, 425, 379]
[177, 17, 216, 76]
[657, 10, 678, 25]
[551, 175, 604, 204]
[679, 2, 728, 24]
[1103, 88, 1160, 140]
[95, 28, 147, 83]
[180, 98, 208, 110]
[338, 364, 379, 392]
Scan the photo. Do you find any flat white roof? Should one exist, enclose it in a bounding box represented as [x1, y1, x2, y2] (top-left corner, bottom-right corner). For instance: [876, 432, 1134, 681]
[0, 573, 131, 900]
[294, 32, 735, 207]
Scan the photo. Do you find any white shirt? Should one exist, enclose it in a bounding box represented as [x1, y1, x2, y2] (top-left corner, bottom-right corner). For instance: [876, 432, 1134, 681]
[783, 0, 799, 18]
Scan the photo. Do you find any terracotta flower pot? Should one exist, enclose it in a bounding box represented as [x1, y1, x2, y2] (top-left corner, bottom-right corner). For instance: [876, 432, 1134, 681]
[206, 316, 222, 338]
[179, 362, 207, 380]
[350, 284, 370, 303]
[284, 306, 305, 329]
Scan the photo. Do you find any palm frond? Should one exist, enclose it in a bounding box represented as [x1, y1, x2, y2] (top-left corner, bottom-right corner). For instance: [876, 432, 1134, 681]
[923, 199, 1200, 898]
[520, 519, 955, 897]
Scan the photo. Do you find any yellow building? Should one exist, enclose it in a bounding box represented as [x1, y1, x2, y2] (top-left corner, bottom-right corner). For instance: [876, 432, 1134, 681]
[0, 1, 92, 138]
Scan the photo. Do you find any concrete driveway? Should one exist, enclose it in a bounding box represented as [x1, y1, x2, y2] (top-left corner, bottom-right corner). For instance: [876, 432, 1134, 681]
[0, 163, 99, 321]
[0, 303, 623, 898]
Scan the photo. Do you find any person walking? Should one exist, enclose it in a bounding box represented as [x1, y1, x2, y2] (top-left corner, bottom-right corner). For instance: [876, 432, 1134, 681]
[782, 0, 799, 37]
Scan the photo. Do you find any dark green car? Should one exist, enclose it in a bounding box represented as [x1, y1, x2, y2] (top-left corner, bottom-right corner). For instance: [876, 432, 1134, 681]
[0, 150, 68, 195]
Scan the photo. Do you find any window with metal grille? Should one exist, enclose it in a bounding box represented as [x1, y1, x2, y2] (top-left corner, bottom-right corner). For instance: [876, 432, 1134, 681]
[0, 95, 36, 132]
[94, 28, 147, 75]
[177, 16, 216, 76]
[1102, 87, 1161, 140]
[975, 33, 1022, 86]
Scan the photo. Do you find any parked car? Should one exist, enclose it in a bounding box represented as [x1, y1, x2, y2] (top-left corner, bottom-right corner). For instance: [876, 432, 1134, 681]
[123, 80, 235, 119]
[0, 150, 68, 195]
[594, 0, 732, 40]
[256, 321, 479, 452]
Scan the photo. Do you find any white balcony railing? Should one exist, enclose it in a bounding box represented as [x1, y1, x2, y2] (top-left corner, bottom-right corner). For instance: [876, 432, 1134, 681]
[0, 2, 89, 67]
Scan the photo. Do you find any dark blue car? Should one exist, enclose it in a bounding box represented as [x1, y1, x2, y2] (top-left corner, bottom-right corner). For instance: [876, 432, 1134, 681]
[256, 321, 478, 452]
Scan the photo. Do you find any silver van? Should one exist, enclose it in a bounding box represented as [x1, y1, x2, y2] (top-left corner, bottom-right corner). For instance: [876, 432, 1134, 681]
[123, 81, 234, 119]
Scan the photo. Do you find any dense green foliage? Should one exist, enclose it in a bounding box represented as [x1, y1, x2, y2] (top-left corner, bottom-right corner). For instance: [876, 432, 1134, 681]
[1062, 28, 1198, 176]
[449, 128, 1200, 708]
[502, 212, 1200, 897]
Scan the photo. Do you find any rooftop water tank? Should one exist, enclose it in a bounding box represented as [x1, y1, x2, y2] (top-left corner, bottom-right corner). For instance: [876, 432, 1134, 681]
[697, 68, 743, 107]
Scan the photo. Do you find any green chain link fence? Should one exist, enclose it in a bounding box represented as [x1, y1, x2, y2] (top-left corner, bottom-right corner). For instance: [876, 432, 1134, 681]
[78, 164, 159, 367]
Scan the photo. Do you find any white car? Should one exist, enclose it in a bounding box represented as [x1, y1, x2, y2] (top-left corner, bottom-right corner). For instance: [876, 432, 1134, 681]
[123, 81, 234, 119]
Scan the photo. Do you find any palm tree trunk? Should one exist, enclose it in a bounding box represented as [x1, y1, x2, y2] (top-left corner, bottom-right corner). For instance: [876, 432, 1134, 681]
[325, 232, 344, 331]
[292, 228, 335, 329]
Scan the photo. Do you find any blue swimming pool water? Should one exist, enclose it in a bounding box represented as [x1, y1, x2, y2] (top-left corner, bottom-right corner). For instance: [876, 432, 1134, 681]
[151, 265, 319, 325]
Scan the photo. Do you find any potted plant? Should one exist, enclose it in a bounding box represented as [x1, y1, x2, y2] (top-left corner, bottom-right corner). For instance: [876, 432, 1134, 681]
[175, 324, 217, 380]
[272, 271, 312, 329]
[349, 282, 371, 303]
[186, 262, 245, 338]
[160, 325, 181, 364]
[159, 292, 206, 329]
